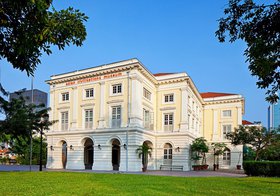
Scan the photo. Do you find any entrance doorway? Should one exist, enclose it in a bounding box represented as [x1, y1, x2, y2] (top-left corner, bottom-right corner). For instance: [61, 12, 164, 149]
[163, 143, 172, 165]
[62, 141, 67, 169]
[112, 139, 120, 171]
[223, 148, 231, 166]
[84, 138, 94, 170]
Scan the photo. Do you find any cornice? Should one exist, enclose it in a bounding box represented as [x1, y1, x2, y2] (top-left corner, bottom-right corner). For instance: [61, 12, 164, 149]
[203, 98, 244, 105]
[46, 64, 138, 85]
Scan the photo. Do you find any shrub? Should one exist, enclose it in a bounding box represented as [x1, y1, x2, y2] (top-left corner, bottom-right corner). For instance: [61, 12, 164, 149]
[243, 161, 280, 177]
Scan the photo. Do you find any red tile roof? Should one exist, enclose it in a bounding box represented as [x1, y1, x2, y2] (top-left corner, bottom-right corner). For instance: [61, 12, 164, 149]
[153, 73, 174, 77]
[242, 120, 253, 125]
[200, 92, 237, 98]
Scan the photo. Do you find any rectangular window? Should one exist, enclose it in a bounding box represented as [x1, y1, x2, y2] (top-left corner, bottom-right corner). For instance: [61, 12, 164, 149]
[62, 92, 69, 101]
[61, 112, 68, 131]
[112, 84, 122, 94]
[112, 106, 121, 128]
[164, 113, 173, 132]
[143, 88, 151, 100]
[85, 88, 94, 98]
[222, 110, 232, 117]
[143, 109, 153, 130]
[164, 94, 174, 103]
[85, 109, 93, 129]
[223, 125, 232, 139]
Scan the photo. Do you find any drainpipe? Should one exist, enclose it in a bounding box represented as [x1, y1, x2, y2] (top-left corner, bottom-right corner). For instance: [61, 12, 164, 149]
[126, 70, 130, 172]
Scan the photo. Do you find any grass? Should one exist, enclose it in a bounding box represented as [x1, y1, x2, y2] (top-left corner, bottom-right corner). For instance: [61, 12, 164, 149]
[1, 172, 279, 195]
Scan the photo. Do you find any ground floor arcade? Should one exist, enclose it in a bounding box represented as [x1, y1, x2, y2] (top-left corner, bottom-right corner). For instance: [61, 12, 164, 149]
[46, 129, 242, 171]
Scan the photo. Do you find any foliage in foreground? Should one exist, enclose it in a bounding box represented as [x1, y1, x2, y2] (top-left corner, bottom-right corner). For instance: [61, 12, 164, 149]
[243, 161, 280, 177]
[0, 172, 279, 196]
[0, 0, 88, 76]
[226, 125, 280, 160]
[216, 0, 280, 103]
[191, 137, 209, 165]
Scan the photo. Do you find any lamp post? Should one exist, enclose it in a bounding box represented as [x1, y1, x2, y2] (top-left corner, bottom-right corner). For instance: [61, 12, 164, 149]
[213, 147, 216, 171]
[39, 117, 44, 171]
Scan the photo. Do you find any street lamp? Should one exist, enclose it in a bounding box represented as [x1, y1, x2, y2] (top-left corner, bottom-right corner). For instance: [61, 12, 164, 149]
[39, 116, 44, 171]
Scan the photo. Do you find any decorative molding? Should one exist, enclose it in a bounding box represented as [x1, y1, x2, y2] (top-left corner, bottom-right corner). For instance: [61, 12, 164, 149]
[57, 105, 70, 110]
[80, 103, 95, 107]
[160, 107, 176, 111]
[107, 99, 124, 104]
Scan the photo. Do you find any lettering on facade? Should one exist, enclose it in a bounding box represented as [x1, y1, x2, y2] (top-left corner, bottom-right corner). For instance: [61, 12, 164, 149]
[65, 73, 122, 86]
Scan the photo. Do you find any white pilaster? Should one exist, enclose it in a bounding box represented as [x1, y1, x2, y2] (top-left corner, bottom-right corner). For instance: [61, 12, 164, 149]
[98, 82, 106, 128]
[129, 74, 143, 127]
[179, 87, 188, 131]
[212, 110, 219, 141]
[71, 87, 77, 129]
[237, 107, 242, 125]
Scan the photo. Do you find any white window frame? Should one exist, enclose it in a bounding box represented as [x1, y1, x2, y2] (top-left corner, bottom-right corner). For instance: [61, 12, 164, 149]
[84, 109, 93, 129]
[111, 105, 121, 128]
[222, 124, 232, 140]
[61, 92, 69, 102]
[61, 111, 69, 131]
[143, 109, 154, 130]
[163, 113, 174, 132]
[112, 83, 122, 95]
[222, 110, 232, 117]
[84, 88, 94, 99]
[143, 88, 151, 101]
[163, 94, 174, 103]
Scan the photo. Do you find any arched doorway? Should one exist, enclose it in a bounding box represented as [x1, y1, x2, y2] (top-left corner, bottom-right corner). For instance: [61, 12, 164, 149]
[112, 139, 120, 171]
[84, 138, 94, 170]
[143, 141, 153, 169]
[223, 148, 231, 166]
[163, 143, 172, 165]
[62, 141, 67, 169]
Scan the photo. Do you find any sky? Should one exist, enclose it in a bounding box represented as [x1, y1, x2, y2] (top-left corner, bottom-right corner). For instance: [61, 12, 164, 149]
[0, 0, 269, 126]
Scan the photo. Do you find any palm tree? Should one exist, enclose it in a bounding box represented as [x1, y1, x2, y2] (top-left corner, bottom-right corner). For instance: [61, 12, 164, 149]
[136, 144, 152, 172]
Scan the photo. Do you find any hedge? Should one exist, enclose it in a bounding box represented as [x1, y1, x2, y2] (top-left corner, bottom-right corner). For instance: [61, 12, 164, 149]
[243, 161, 280, 177]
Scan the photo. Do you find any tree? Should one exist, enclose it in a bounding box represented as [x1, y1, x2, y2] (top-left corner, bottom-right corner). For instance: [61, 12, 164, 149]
[0, 96, 56, 170]
[226, 125, 278, 160]
[258, 132, 280, 161]
[216, 0, 280, 103]
[0, 97, 32, 146]
[0, 0, 88, 76]
[13, 136, 47, 165]
[211, 142, 227, 170]
[136, 144, 152, 172]
[191, 137, 209, 165]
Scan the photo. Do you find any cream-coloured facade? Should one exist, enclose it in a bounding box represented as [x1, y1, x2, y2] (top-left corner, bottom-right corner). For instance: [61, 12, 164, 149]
[46, 59, 244, 171]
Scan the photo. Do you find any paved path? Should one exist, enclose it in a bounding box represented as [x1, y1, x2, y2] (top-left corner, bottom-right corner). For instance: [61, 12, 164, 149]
[0, 165, 246, 177]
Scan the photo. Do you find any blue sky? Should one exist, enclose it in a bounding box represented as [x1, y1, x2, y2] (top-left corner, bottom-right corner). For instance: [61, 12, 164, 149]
[1, 0, 268, 126]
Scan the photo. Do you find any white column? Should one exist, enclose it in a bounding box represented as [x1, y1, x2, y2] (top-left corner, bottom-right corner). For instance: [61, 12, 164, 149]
[129, 74, 143, 127]
[179, 87, 188, 131]
[98, 82, 106, 128]
[71, 87, 77, 130]
[237, 107, 242, 125]
[212, 110, 219, 141]
[49, 89, 55, 131]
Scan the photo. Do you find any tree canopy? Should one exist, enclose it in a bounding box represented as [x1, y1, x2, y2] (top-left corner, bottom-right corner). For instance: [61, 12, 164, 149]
[216, 0, 280, 103]
[226, 125, 279, 160]
[0, 96, 55, 151]
[0, 0, 88, 76]
[191, 137, 209, 165]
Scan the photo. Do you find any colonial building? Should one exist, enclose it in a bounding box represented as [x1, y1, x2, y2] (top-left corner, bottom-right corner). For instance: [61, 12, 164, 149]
[46, 59, 244, 171]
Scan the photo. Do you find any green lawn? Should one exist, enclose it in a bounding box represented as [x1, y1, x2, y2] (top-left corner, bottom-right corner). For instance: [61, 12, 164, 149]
[1, 172, 279, 195]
